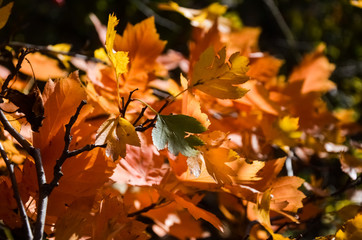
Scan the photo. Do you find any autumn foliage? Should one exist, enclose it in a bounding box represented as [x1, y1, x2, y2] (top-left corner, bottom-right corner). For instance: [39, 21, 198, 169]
[0, 2, 362, 240]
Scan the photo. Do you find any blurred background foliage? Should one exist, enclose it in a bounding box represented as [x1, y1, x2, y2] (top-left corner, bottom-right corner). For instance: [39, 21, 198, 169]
[2, 0, 361, 123]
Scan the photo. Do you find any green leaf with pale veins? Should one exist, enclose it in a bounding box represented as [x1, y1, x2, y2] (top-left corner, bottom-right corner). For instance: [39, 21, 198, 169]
[152, 114, 207, 157]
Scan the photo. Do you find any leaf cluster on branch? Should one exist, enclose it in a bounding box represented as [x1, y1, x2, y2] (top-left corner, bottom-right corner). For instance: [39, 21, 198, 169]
[0, 1, 361, 240]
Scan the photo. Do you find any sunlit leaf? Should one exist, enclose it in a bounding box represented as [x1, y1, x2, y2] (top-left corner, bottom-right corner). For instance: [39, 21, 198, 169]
[191, 47, 249, 99]
[105, 13, 129, 78]
[96, 116, 140, 161]
[335, 213, 362, 240]
[152, 114, 206, 157]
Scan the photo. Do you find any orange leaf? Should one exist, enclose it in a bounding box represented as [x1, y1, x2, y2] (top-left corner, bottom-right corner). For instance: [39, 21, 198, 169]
[15, 52, 67, 80]
[289, 44, 335, 94]
[270, 176, 306, 213]
[257, 189, 292, 240]
[34, 71, 86, 149]
[114, 16, 166, 74]
[173, 193, 224, 232]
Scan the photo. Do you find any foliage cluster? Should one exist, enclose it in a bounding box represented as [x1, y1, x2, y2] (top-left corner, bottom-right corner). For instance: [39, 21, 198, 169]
[0, 1, 362, 240]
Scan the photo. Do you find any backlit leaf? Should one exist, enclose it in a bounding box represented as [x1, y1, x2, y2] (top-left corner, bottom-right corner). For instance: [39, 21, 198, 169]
[335, 213, 362, 240]
[191, 47, 249, 99]
[105, 14, 129, 78]
[152, 114, 206, 157]
[96, 116, 140, 161]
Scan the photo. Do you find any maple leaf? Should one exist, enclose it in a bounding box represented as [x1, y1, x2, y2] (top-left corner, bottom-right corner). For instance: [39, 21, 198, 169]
[105, 13, 129, 78]
[152, 114, 206, 157]
[270, 176, 306, 213]
[257, 189, 292, 240]
[335, 213, 362, 240]
[15, 52, 68, 80]
[114, 16, 166, 73]
[95, 116, 140, 161]
[190, 47, 249, 99]
[196, 147, 239, 185]
[288, 44, 335, 94]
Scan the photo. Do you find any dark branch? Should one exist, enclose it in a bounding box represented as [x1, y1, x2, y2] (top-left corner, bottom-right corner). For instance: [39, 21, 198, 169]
[135, 100, 169, 132]
[132, 106, 147, 126]
[120, 88, 138, 117]
[8, 41, 107, 64]
[0, 109, 47, 240]
[127, 198, 166, 218]
[45, 100, 106, 195]
[0, 142, 33, 239]
[1, 48, 35, 94]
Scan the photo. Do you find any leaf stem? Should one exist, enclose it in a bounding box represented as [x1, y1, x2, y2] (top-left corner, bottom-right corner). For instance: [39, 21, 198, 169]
[133, 98, 158, 114]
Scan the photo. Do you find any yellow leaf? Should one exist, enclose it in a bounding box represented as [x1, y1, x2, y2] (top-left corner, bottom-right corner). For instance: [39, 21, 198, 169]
[199, 146, 239, 184]
[257, 189, 291, 240]
[95, 116, 140, 161]
[0, 2, 13, 30]
[351, 0, 362, 8]
[191, 47, 249, 99]
[335, 213, 362, 240]
[159, 2, 227, 29]
[47, 43, 72, 68]
[94, 47, 110, 64]
[105, 14, 129, 78]
[278, 116, 302, 139]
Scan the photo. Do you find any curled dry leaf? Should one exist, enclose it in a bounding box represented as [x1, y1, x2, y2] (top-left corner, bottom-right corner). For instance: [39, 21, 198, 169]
[96, 116, 140, 161]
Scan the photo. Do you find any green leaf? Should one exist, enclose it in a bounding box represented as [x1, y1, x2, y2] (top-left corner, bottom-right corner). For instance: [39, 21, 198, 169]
[152, 114, 207, 157]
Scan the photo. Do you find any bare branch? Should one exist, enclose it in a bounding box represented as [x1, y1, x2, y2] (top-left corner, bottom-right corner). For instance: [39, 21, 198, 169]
[8, 41, 107, 64]
[135, 100, 169, 132]
[46, 100, 106, 195]
[0, 109, 46, 240]
[120, 88, 138, 118]
[0, 142, 33, 239]
[127, 198, 166, 218]
[1, 48, 35, 94]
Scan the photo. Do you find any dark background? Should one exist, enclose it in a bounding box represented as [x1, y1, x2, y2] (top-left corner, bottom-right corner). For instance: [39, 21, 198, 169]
[2, 0, 362, 115]
[3, 0, 360, 121]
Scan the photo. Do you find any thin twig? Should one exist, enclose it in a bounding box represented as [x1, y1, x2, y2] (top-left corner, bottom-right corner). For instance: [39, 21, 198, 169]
[0, 142, 33, 239]
[127, 198, 166, 218]
[120, 88, 138, 117]
[133, 106, 148, 126]
[263, 0, 301, 62]
[45, 100, 106, 195]
[134, 100, 169, 132]
[0, 110, 46, 240]
[8, 42, 107, 64]
[1, 48, 34, 94]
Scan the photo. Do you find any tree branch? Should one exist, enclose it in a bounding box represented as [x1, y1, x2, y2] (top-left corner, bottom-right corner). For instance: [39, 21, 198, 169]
[127, 198, 166, 218]
[135, 100, 169, 132]
[45, 100, 106, 195]
[1, 48, 34, 94]
[0, 142, 33, 239]
[8, 42, 107, 64]
[0, 110, 46, 240]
